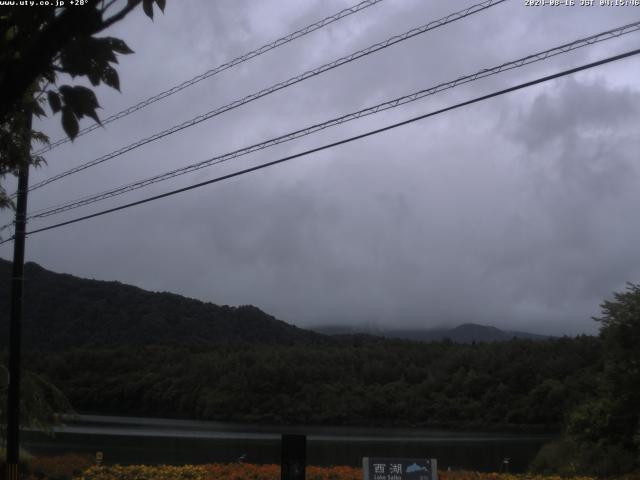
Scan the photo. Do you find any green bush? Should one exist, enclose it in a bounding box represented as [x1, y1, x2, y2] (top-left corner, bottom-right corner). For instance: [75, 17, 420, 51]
[529, 438, 635, 477]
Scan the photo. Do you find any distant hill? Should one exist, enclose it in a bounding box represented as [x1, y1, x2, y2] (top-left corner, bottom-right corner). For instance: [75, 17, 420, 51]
[0, 259, 324, 351]
[312, 322, 550, 343]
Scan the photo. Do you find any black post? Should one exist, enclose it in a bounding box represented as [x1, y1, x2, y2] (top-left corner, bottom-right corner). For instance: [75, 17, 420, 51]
[5, 112, 31, 480]
[281, 434, 306, 480]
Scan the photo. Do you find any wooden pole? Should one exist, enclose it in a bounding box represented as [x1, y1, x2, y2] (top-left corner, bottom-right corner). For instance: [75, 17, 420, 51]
[5, 111, 31, 480]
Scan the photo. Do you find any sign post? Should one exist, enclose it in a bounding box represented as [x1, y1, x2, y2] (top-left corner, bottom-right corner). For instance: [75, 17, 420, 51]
[281, 434, 306, 480]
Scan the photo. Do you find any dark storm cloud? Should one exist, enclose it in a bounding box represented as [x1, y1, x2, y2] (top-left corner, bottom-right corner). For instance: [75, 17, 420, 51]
[2, 0, 639, 336]
[511, 78, 638, 152]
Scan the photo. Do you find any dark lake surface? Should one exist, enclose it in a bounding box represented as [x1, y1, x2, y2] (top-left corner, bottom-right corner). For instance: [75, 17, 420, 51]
[23, 415, 554, 472]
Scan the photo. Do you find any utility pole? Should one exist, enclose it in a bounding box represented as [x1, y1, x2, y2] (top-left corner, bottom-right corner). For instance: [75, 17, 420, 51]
[5, 110, 32, 480]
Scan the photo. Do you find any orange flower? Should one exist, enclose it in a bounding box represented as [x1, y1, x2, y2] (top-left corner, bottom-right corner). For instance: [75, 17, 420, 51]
[30, 461, 625, 480]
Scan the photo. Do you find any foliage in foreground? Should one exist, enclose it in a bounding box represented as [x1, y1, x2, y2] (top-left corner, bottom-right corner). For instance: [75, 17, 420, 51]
[0, 0, 166, 210]
[530, 439, 636, 478]
[532, 283, 640, 477]
[0, 364, 74, 448]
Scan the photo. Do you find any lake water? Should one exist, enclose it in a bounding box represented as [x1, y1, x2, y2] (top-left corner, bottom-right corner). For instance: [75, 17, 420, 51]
[22, 415, 554, 472]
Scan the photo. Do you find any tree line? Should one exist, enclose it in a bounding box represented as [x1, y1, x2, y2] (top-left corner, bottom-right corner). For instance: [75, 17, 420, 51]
[22, 336, 599, 430]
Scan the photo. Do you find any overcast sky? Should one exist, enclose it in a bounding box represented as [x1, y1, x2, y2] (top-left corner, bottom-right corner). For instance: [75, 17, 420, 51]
[2, 0, 639, 335]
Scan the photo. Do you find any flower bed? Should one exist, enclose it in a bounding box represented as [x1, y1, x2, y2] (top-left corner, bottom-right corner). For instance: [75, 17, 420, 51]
[73, 464, 640, 480]
[75, 464, 360, 480]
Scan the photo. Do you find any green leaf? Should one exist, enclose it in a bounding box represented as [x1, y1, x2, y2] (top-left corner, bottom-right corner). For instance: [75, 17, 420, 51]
[47, 90, 60, 114]
[31, 130, 49, 147]
[31, 154, 47, 168]
[61, 107, 79, 140]
[31, 101, 45, 118]
[59, 85, 101, 112]
[84, 105, 101, 125]
[59, 85, 102, 127]
[106, 37, 134, 55]
[142, 0, 154, 19]
[155, 0, 166, 12]
[101, 65, 120, 91]
[87, 69, 100, 86]
[59, 37, 119, 80]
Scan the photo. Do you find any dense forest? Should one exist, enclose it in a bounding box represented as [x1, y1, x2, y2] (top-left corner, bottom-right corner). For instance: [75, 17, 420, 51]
[24, 337, 599, 430]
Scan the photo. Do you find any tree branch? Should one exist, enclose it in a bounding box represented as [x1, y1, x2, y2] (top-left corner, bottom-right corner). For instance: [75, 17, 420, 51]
[101, 0, 143, 30]
[100, 0, 120, 15]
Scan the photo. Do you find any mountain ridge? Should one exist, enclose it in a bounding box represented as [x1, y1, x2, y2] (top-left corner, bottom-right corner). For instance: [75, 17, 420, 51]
[0, 258, 324, 351]
[1, 258, 549, 351]
[311, 322, 550, 343]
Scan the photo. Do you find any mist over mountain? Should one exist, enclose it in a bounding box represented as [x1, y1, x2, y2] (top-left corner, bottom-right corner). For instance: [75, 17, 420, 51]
[312, 323, 551, 343]
[1, 259, 553, 351]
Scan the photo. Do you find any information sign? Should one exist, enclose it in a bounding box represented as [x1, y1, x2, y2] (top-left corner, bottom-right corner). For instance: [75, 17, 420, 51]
[363, 458, 437, 480]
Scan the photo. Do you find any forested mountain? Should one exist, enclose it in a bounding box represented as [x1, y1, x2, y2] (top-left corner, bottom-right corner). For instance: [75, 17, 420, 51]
[0, 259, 324, 351]
[0, 259, 603, 432]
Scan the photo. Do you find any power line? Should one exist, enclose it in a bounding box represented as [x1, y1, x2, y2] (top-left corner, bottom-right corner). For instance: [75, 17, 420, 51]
[26, 0, 505, 193]
[33, 0, 386, 155]
[2, 47, 636, 244]
[25, 20, 640, 220]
